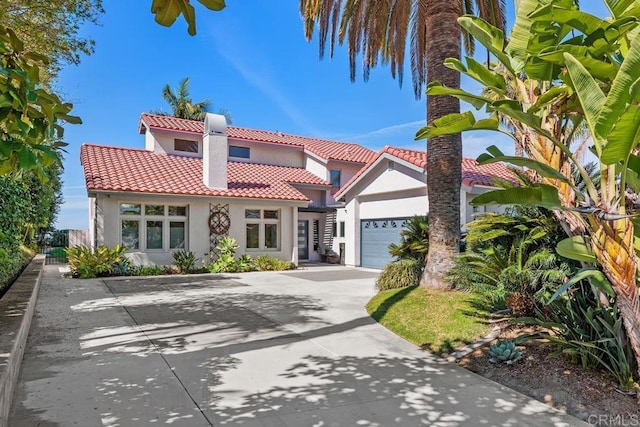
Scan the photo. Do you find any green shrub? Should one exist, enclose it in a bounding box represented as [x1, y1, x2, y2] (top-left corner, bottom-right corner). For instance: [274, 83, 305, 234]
[0, 244, 33, 295]
[209, 253, 238, 273]
[236, 254, 256, 272]
[447, 207, 572, 312]
[208, 237, 244, 273]
[131, 265, 173, 276]
[388, 216, 428, 267]
[376, 259, 422, 291]
[216, 237, 239, 257]
[530, 284, 637, 391]
[448, 244, 570, 311]
[66, 245, 127, 279]
[172, 250, 197, 274]
[254, 255, 293, 271]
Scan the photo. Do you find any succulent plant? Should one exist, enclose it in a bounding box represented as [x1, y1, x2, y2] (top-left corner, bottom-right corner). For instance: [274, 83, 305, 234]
[488, 340, 522, 365]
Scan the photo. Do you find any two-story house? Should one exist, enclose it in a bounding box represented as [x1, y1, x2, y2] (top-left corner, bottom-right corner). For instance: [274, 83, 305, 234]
[81, 112, 515, 268]
[81, 113, 375, 266]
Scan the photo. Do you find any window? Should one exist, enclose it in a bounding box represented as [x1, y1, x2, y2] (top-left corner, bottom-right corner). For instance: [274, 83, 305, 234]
[120, 203, 141, 215]
[174, 139, 198, 153]
[313, 219, 319, 251]
[245, 209, 260, 219]
[119, 203, 187, 251]
[169, 222, 185, 249]
[229, 145, 250, 159]
[339, 221, 345, 238]
[121, 221, 139, 250]
[146, 221, 163, 249]
[244, 209, 280, 250]
[145, 204, 164, 215]
[332, 222, 337, 238]
[169, 206, 186, 216]
[330, 170, 341, 188]
[246, 223, 259, 249]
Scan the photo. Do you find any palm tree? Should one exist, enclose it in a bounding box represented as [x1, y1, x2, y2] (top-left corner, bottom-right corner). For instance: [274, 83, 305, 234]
[300, 0, 506, 288]
[154, 77, 233, 123]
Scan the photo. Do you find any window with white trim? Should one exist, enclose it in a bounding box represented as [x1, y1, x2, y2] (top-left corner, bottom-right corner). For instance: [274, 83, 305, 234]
[229, 145, 250, 159]
[174, 139, 198, 153]
[329, 169, 341, 188]
[119, 203, 188, 251]
[245, 209, 280, 250]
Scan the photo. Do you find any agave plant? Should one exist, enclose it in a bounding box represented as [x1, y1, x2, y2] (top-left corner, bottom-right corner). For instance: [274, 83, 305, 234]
[488, 340, 523, 365]
[417, 0, 640, 377]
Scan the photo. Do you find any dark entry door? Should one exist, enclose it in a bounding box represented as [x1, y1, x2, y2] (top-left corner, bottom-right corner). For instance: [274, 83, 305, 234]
[298, 220, 309, 260]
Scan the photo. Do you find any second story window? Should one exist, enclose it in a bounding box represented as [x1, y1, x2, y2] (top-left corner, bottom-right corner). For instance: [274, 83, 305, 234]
[174, 139, 198, 153]
[330, 169, 341, 188]
[229, 145, 250, 159]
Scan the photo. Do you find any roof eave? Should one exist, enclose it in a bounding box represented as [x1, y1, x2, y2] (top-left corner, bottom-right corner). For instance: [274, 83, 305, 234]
[335, 152, 425, 200]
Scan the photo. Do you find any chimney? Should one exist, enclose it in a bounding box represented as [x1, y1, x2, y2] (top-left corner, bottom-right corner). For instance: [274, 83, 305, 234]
[202, 113, 228, 189]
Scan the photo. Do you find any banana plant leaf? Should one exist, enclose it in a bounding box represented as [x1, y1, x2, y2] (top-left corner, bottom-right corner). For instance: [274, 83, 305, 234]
[470, 184, 562, 209]
[556, 235, 597, 263]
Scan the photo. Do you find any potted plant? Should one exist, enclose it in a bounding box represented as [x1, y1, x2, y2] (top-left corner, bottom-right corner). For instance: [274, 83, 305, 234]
[326, 248, 340, 264]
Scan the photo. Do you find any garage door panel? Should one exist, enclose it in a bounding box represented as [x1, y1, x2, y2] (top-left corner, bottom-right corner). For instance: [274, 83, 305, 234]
[360, 218, 408, 270]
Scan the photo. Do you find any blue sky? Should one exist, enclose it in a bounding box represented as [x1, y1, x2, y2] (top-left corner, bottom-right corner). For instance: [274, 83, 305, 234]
[55, 1, 609, 230]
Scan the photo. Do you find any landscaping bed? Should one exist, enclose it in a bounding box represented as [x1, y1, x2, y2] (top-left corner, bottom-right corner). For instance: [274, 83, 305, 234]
[459, 324, 640, 424]
[367, 287, 639, 424]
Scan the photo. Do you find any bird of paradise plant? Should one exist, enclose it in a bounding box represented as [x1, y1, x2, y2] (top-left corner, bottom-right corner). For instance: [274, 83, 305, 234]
[418, 0, 640, 382]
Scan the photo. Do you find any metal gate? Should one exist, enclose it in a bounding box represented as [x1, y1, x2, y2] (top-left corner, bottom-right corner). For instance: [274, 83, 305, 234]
[39, 230, 90, 265]
[360, 218, 409, 269]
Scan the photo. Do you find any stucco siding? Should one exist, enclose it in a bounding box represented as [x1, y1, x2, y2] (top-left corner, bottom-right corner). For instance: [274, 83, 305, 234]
[305, 155, 326, 180]
[228, 138, 304, 167]
[150, 129, 202, 157]
[342, 200, 361, 267]
[326, 161, 365, 204]
[94, 193, 300, 266]
[359, 189, 428, 220]
[296, 188, 325, 208]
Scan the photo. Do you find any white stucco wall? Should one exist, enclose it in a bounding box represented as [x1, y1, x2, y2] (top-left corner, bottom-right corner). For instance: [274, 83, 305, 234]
[295, 188, 326, 208]
[150, 129, 203, 157]
[326, 160, 367, 204]
[92, 192, 303, 266]
[342, 200, 360, 267]
[359, 190, 427, 220]
[338, 156, 508, 267]
[304, 155, 327, 180]
[144, 128, 306, 168]
[332, 208, 349, 263]
[88, 197, 96, 250]
[228, 138, 305, 167]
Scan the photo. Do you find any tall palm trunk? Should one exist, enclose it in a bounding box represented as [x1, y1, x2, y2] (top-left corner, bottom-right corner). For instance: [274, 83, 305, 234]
[420, 0, 463, 289]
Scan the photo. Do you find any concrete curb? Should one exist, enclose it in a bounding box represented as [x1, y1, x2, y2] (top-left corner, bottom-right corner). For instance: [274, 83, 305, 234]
[446, 310, 511, 362]
[0, 255, 45, 427]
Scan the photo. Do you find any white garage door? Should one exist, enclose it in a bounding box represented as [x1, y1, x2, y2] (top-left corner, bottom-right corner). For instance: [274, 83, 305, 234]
[360, 218, 409, 269]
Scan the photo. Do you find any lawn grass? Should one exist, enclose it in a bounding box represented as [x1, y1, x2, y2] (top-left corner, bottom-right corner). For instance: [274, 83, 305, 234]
[47, 247, 68, 262]
[366, 286, 492, 355]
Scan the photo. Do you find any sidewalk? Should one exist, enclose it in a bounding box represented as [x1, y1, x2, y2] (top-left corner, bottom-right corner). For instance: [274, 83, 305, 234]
[9, 265, 588, 426]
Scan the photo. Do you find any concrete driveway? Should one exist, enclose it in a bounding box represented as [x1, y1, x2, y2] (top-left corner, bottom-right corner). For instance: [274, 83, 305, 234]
[9, 265, 586, 426]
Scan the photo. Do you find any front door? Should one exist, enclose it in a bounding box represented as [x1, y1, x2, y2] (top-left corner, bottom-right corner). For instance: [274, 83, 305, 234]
[298, 220, 309, 260]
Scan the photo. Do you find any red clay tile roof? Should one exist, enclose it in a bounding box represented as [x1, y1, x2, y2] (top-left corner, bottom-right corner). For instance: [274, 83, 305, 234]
[335, 146, 516, 199]
[139, 113, 376, 164]
[81, 144, 330, 201]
